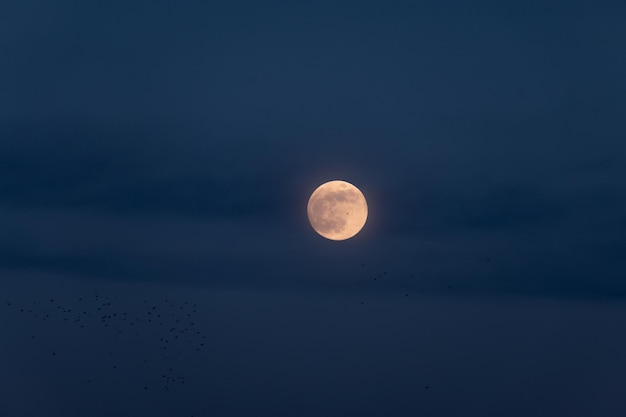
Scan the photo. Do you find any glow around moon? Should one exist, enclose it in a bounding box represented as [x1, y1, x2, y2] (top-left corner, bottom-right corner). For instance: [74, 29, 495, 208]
[307, 180, 368, 241]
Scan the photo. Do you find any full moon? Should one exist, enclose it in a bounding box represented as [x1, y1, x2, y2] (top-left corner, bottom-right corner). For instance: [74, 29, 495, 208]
[307, 180, 368, 241]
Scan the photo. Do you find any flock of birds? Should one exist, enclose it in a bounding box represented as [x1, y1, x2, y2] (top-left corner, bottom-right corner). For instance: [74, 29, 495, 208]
[358, 261, 470, 303]
[3, 290, 207, 393]
[1, 261, 493, 402]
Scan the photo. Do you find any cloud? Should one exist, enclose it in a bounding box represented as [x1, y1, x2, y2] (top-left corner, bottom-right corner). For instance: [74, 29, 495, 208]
[0, 121, 294, 219]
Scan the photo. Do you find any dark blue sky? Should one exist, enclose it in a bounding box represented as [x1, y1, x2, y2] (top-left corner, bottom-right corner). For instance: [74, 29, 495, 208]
[1, 1, 625, 416]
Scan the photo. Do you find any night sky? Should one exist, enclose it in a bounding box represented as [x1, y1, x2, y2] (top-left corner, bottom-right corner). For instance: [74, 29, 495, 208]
[1, 1, 626, 416]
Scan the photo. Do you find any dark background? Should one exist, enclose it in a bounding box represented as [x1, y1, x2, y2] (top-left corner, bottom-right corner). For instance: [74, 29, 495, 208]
[1, 1, 625, 416]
